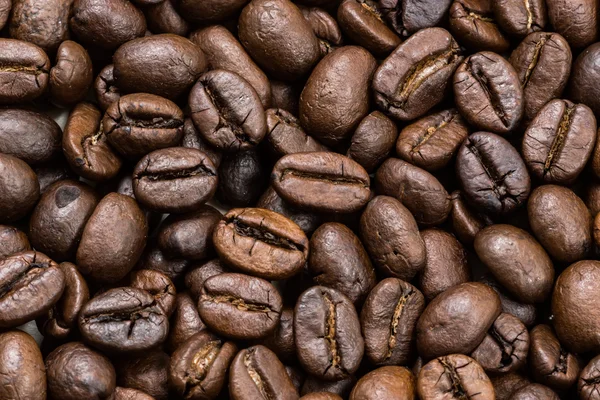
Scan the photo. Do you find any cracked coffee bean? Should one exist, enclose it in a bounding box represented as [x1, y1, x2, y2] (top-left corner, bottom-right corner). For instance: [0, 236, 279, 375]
[130, 269, 177, 317]
[265, 108, 328, 157]
[493, 0, 547, 38]
[0, 38, 50, 104]
[449, 0, 509, 53]
[94, 64, 121, 112]
[578, 355, 600, 400]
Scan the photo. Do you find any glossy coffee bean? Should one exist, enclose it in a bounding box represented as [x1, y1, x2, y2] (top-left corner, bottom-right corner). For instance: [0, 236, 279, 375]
[133, 147, 218, 213]
[0, 153, 40, 223]
[510, 384, 560, 400]
[416, 282, 501, 359]
[144, 0, 190, 36]
[300, 5, 343, 57]
[449, 0, 509, 53]
[480, 276, 538, 328]
[350, 366, 415, 400]
[0, 39, 50, 104]
[46, 342, 116, 400]
[0, 330, 46, 400]
[130, 269, 176, 317]
[546, 0, 597, 49]
[217, 149, 269, 207]
[493, 0, 547, 38]
[138, 245, 190, 282]
[490, 373, 531, 400]
[115, 350, 170, 400]
[257, 186, 323, 235]
[95, 64, 121, 111]
[50, 41, 94, 107]
[294, 286, 364, 381]
[579, 355, 600, 400]
[456, 132, 531, 215]
[454, 52, 524, 134]
[79, 287, 169, 353]
[373, 28, 462, 122]
[449, 190, 493, 246]
[261, 308, 296, 363]
[177, 0, 249, 24]
[34, 156, 78, 195]
[185, 259, 228, 301]
[9, 0, 70, 52]
[347, 111, 398, 173]
[0, 225, 31, 259]
[198, 273, 283, 340]
[569, 43, 600, 116]
[529, 324, 579, 390]
[166, 292, 206, 353]
[266, 108, 328, 157]
[361, 278, 425, 366]
[272, 152, 371, 213]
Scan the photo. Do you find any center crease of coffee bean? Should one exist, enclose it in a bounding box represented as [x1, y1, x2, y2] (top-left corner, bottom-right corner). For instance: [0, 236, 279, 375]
[386, 290, 412, 359]
[230, 217, 304, 252]
[468, 60, 510, 127]
[280, 168, 368, 187]
[439, 357, 469, 400]
[0, 261, 47, 299]
[410, 112, 457, 153]
[201, 294, 276, 314]
[183, 340, 221, 395]
[244, 350, 273, 400]
[322, 292, 342, 374]
[543, 104, 573, 175]
[522, 34, 548, 88]
[137, 163, 216, 181]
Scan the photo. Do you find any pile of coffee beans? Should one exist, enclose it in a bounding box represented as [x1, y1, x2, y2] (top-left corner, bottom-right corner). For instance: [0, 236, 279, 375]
[3, 0, 600, 399]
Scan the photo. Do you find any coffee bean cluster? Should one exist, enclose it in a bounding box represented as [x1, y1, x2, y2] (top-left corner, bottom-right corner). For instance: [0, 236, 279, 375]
[1, 0, 600, 399]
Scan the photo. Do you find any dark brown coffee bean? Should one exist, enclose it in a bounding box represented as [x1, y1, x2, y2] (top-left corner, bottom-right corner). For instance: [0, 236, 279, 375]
[493, 0, 547, 38]
[185, 259, 227, 301]
[114, 34, 207, 100]
[396, 109, 468, 172]
[456, 132, 531, 215]
[9, 0, 70, 53]
[0, 225, 31, 259]
[130, 269, 176, 317]
[213, 208, 308, 280]
[347, 111, 398, 173]
[0, 39, 50, 104]
[299, 5, 343, 57]
[103, 93, 184, 158]
[510, 383, 560, 400]
[0, 153, 39, 223]
[77, 193, 148, 283]
[189, 70, 267, 152]
[301, 376, 356, 398]
[261, 308, 296, 363]
[63, 102, 123, 182]
[138, 245, 190, 282]
[449, 0, 510, 53]
[0, 108, 62, 165]
[133, 147, 218, 213]
[257, 186, 323, 235]
[490, 373, 530, 400]
[360, 196, 426, 280]
[0, 251, 65, 328]
[190, 25, 271, 108]
[350, 366, 415, 400]
[454, 52, 524, 134]
[49, 40, 93, 107]
[29, 180, 99, 261]
[95, 64, 121, 111]
[230, 345, 300, 400]
[585, 179, 600, 216]
[309, 222, 376, 305]
[361, 278, 425, 366]
[470, 313, 529, 374]
[144, 0, 190, 36]
[239, 0, 320, 81]
[480, 276, 537, 328]
[579, 355, 600, 400]
[168, 293, 206, 353]
[113, 387, 155, 400]
[0, 0, 9, 30]
[0, 330, 46, 400]
[378, 0, 452, 37]
[271, 80, 301, 116]
[300, 46, 376, 146]
[181, 117, 223, 168]
[418, 354, 494, 400]
[373, 28, 462, 122]
[528, 185, 592, 263]
[169, 331, 237, 399]
[115, 350, 170, 400]
[295, 286, 364, 381]
[450, 190, 493, 246]
[34, 156, 78, 195]
[272, 152, 371, 213]
[198, 273, 282, 340]
[266, 108, 328, 157]
[418, 229, 469, 301]
[337, 0, 401, 58]
[217, 148, 268, 207]
[529, 324, 579, 390]
[416, 282, 501, 359]
[569, 43, 600, 117]
[509, 32, 572, 122]
[79, 287, 169, 353]
[552, 260, 600, 354]
[177, 0, 249, 23]
[376, 158, 451, 226]
[546, 0, 598, 49]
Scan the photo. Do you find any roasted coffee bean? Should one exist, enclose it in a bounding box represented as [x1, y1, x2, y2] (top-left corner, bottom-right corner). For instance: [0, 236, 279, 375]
[347, 111, 398, 173]
[360, 196, 426, 280]
[579, 355, 600, 400]
[79, 287, 169, 353]
[449, 0, 509, 53]
[271, 80, 301, 116]
[34, 156, 78, 194]
[133, 147, 218, 213]
[261, 308, 296, 362]
[396, 109, 468, 172]
[166, 292, 206, 353]
[138, 245, 191, 282]
[272, 152, 371, 213]
[522, 100, 595, 184]
[213, 208, 308, 280]
[417, 354, 494, 400]
[238, 0, 320, 81]
[257, 186, 323, 235]
[190, 25, 271, 108]
[361, 278, 425, 366]
[0, 225, 31, 259]
[585, 179, 600, 216]
[373, 28, 462, 122]
[46, 341, 115, 400]
[1, 331, 45, 400]
[70, 0, 146, 50]
[301, 376, 356, 398]
[130, 269, 176, 317]
[416, 282, 501, 359]
[337, 0, 401, 58]
[300, 5, 343, 56]
[529, 324, 579, 390]
[49, 40, 94, 107]
[375, 158, 451, 226]
[0, 0, 9, 30]
[350, 366, 415, 400]
[217, 148, 269, 207]
[450, 190, 494, 246]
[528, 185, 592, 263]
[144, 0, 190, 37]
[378, 0, 452, 36]
[294, 286, 364, 381]
[95, 64, 121, 111]
[230, 345, 299, 400]
[490, 373, 531, 400]
[546, 0, 597, 49]
[0, 153, 39, 223]
[474, 224, 554, 303]
[198, 273, 282, 340]
[569, 43, 600, 116]
[454, 52, 524, 134]
[300, 46, 376, 146]
[470, 313, 529, 374]
[113, 387, 155, 400]
[9, 0, 70, 53]
[266, 108, 328, 157]
[309, 222, 376, 305]
[0, 108, 62, 165]
[189, 70, 267, 152]
[177, 0, 249, 23]
[0, 39, 50, 104]
[510, 384, 560, 400]
[181, 117, 223, 168]
[63, 102, 123, 182]
[493, 0, 547, 38]
[169, 331, 237, 399]
[0, 251, 65, 328]
[456, 132, 531, 215]
[480, 276, 538, 328]
[103, 93, 184, 158]
[115, 350, 170, 400]
[113, 34, 207, 100]
[418, 229, 469, 301]
[552, 260, 600, 354]
[509, 33, 572, 122]
[184, 259, 228, 301]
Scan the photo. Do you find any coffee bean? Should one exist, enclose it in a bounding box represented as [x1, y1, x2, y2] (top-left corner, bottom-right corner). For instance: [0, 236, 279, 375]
[0, 225, 31, 259]
[270, 80, 301, 116]
[130, 269, 176, 317]
[49, 41, 94, 107]
[266, 108, 328, 157]
[181, 117, 223, 168]
[34, 156, 78, 195]
[95, 64, 121, 111]
[144, 0, 190, 37]
[493, 0, 547, 38]
[510, 384, 560, 400]
[0, 330, 46, 400]
[546, 0, 597, 48]
[185, 259, 228, 301]
[166, 292, 206, 353]
[0, 0, 9, 30]
[213, 208, 308, 280]
[261, 308, 296, 363]
[177, 0, 250, 23]
[569, 42, 600, 117]
[115, 350, 170, 400]
[301, 375, 356, 398]
[217, 148, 269, 207]
[300, 5, 343, 57]
[0, 153, 40, 223]
[10, 0, 70, 53]
[379, 0, 452, 36]
[138, 244, 191, 282]
[347, 111, 398, 173]
[490, 373, 530, 400]
[450, 190, 494, 246]
[449, 0, 509, 53]
[0, 39, 50, 104]
[480, 276, 538, 328]
[113, 387, 155, 400]
[350, 366, 415, 400]
[579, 355, 600, 400]
[529, 324, 579, 390]
[257, 186, 323, 235]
